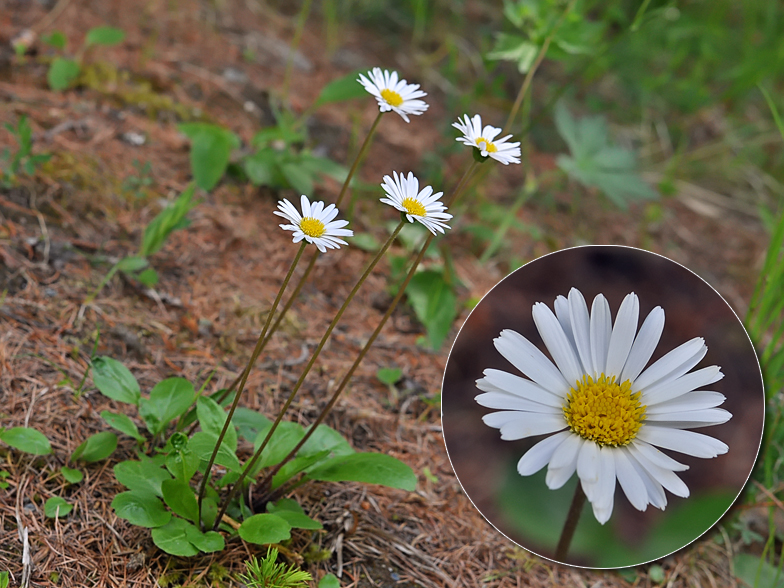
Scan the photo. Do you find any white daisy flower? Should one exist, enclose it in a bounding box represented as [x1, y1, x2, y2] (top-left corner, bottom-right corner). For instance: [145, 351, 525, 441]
[380, 171, 452, 236]
[274, 195, 353, 253]
[453, 114, 521, 165]
[475, 288, 731, 525]
[357, 68, 429, 123]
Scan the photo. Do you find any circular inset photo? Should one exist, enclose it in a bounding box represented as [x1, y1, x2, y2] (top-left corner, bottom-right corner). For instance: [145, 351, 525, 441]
[442, 246, 764, 568]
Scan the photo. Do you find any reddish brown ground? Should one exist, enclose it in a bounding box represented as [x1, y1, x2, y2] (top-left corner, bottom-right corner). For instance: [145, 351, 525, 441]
[0, 0, 767, 586]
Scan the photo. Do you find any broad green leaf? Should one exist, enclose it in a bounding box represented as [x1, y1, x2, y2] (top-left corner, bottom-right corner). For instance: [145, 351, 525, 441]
[201, 496, 218, 529]
[101, 410, 144, 442]
[138, 378, 196, 435]
[308, 452, 417, 491]
[184, 524, 225, 553]
[85, 26, 126, 47]
[298, 424, 354, 458]
[252, 421, 305, 472]
[0, 427, 52, 455]
[71, 431, 117, 462]
[251, 126, 305, 148]
[112, 490, 171, 528]
[178, 123, 240, 191]
[116, 256, 148, 272]
[60, 466, 83, 484]
[42, 31, 67, 50]
[487, 33, 538, 73]
[272, 450, 330, 489]
[44, 496, 73, 518]
[267, 498, 322, 530]
[405, 270, 458, 350]
[280, 162, 314, 196]
[243, 148, 280, 186]
[196, 396, 237, 451]
[734, 553, 784, 588]
[136, 268, 158, 286]
[139, 184, 197, 257]
[319, 574, 340, 588]
[299, 153, 349, 184]
[161, 479, 198, 523]
[114, 458, 172, 497]
[188, 431, 241, 472]
[351, 233, 381, 252]
[151, 518, 199, 556]
[232, 407, 271, 442]
[91, 356, 140, 405]
[377, 367, 402, 386]
[166, 449, 200, 484]
[47, 57, 80, 90]
[313, 70, 367, 107]
[238, 514, 291, 545]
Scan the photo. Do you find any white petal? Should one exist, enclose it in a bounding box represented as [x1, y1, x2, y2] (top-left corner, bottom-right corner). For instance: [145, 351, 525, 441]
[629, 439, 689, 472]
[532, 302, 583, 386]
[477, 369, 563, 407]
[517, 431, 572, 476]
[493, 330, 570, 395]
[614, 449, 649, 511]
[628, 444, 690, 498]
[645, 408, 732, 427]
[554, 295, 577, 351]
[621, 306, 665, 383]
[636, 426, 728, 458]
[577, 440, 600, 489]
[482, 411, 566, 440]
[546, 435, 584, 489]
[590, 295, 612, 376]
[627, 450, 667, 509]
[645, 390, 727, 414]
[643, 366, 724, 405]
[568, 288, 593, 375]
[590, 447, 616, 524]
[605, 293, 639, 378]
[634, 337, 706, 391]
[474, 391, 562, 413]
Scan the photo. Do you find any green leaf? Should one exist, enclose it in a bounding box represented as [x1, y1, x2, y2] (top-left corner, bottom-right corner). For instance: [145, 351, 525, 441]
[178, 123, 240, 191]
[161, 479, 198, 523]
[308, 452, 417, 491]
[201, 496, 218, 529]
[252, 421, 305, 472]
[298, 424, 354, 459]
[44, 496, 73, 518]
[71, 431, 117, 462]
[272, 450, 331, 489]
[101, 410, 144, 442]
[188, 431, 241, 472]
[114, 458, 172, 497]
[185, 524, 225, 553]
[238, 514, 291, 545]
[60, 466, 83, 484]
[91, 356, 140, 405]
[166, 449, 200, 484]
[351, 233, 381, 252]
[196, 396, 237, 451]
[138, 378, 196, 435]
[42, 31, 67, 50]
[47, 57, 80, 90]
[267, 498, 322, 530]
[139, 184, 197, 257]
[116, 256, 149, 272]
[243, 149, 281, 187]
[487, 33, 538, 73]
[280, 161, 314, 196]
[232, 407, 271, 442]
[734, 553, 784, 588]
[405, 270, 458, 350]
[648, 564, 665, 584]
[377, 367, 402, 386]
[0, 427, 52, 455]
[313, 70, 368, 107]
[319, 574, 341, 588]
[151, 518, 199, 556]
[112, 490, 171, 528]
[85, 26, 126, 47]
[136, 268, 159, 286]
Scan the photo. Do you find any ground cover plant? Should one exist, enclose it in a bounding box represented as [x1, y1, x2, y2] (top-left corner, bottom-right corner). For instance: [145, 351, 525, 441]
[1, 0, 783, 586]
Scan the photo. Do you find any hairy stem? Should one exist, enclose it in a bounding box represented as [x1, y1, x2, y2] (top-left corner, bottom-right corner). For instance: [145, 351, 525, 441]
[555, 482, 586, 561]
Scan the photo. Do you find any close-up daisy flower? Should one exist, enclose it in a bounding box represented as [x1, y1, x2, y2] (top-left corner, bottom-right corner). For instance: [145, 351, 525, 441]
[357, 67, 429, 122]
[274, 195, 353, 253]
[475, 288, 732, 525]
[380, 171, 452, 235]
[453, 114, 521, 165]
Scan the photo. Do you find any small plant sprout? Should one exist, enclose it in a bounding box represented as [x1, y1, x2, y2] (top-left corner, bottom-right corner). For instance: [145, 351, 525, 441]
[453, 114, 522, 165]
[358, 67, 429, 122]
[380, 171, 453, 235]
[474, 288, 731, 559]
[274, 195, 353, 252]
[238, 547, 312, 588]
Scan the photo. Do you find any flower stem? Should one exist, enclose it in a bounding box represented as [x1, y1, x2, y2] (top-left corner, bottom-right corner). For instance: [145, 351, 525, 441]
[214, 220, 406, 529]
[197, 241, 307, 529]
[256, 162, 480, 491]
[337, 111, 383, 208]
[555, 482, 586, 561]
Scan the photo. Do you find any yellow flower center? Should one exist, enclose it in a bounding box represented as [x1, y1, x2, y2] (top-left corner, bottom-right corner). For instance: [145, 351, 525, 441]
[563, 374, 646, 447]
[299, 217, 326, 238]
[381, 88, 404, 107]
[401, 197, 427, 217]
[476, 138, 497, 153]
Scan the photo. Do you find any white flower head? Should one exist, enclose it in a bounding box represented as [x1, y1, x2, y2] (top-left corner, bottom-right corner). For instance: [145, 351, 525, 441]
[453, 114, 521, 165]
[358, 67, 429, 122]
[274, 195, 353, 253]
[476, 288, 731, 525]
[380, 171, 452, 236]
